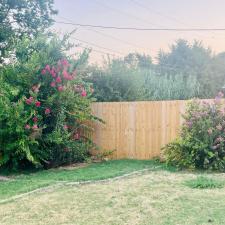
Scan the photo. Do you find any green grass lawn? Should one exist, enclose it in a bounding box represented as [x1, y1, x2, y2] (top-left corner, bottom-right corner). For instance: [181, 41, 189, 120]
[0, 159, 168, 201]
[1, 162, 225, 225]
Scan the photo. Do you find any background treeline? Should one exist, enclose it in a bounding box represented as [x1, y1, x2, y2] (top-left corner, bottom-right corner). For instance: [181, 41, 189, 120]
[87, 40, 225, 101]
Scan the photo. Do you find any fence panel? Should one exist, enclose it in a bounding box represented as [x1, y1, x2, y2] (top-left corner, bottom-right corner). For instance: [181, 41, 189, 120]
[91, 100, 188, 159]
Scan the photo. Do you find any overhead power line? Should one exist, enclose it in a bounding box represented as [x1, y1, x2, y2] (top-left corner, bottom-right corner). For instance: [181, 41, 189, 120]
[55, 21, 225, 32]
[57, 16, 147, 50]
[77, 45, 120, 57]
[130, 0, 189, 27]
[92, 0, 163, 28]
[129, 0, 211, 39]
[71, 37, 125, 56]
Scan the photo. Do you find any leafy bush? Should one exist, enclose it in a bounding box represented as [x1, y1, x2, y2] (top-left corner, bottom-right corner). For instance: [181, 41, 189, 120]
[185, 176, 224, 189]
[163, 93, 225, 171]
[88, 59, 201, 102]
[0, 36, 97, 170]
[0, 78, 38, 169]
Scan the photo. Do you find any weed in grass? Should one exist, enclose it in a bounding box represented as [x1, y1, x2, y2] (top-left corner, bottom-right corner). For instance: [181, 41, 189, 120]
[185, 176, 225, 189]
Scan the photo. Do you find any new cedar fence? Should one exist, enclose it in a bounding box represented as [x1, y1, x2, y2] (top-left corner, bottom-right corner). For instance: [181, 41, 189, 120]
[91, 100, 189, 159]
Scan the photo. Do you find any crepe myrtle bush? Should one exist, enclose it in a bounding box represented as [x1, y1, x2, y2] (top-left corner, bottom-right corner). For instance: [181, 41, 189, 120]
[163, 92, 225, 171]
[0, 58, 97, 170]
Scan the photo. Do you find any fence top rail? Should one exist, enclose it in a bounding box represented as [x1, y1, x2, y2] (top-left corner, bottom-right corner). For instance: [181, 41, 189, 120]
[91, 99, 215, 105]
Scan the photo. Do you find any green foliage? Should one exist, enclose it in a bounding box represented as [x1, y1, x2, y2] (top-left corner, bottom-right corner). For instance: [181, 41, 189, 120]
[143, 73, 200, 100]
[87, 60, 147, 101]
[88, 56, 201, 102]
[0, 0, 57, 62]
[0, 77, 40, 168]
[89, 39, 225, 102]
[158, 39, 225, 98]
[163, 94, 225, 171]
[185, 176, 224, 189]
[0, 35, 96, 170]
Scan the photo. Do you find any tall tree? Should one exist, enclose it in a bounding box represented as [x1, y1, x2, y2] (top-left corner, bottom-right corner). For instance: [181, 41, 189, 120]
[157, 39, 215, 97]
[124, 53, 152, 69]
[158, 39, 212, 77]
[0, 0, 57, 62]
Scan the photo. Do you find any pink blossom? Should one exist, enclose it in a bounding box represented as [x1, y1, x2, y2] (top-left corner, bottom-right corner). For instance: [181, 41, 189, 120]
[41, 69, 46, 75]
[25, 96, 34, 105]
[61, 59, 69, 67]
[50, 81, 56, 87]
[62, 70, 68, 78]
[33, 117, 38, 123]
[45, 108, 51, 115]
[32, 124, 38, 130]
[25, 124, 30, 130]
[63, 70, 73, 80]
[45, 65, 51, 71]
[63, 125, 69, 130]
[50, 69, 56, 78]
[56, 76, 62, 83]
[26, 99, 32, 105]
[81, 90, 87, 97]
[57, 86, 64, 92]
[35, 101, 41, 107]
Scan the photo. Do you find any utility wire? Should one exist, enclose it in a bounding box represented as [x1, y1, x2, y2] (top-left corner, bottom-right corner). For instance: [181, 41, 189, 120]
[130, 0, 190, 27]
[72, 41, 183, 73]
[129, 0, 212, 39]
[58, 16, 148, 50]
[92, 0, 163, 28]
[71, 37, 125, 56]
[57, 27, 208, 73]
[55, 21, 225, 32]
[76, 45, 121, 57]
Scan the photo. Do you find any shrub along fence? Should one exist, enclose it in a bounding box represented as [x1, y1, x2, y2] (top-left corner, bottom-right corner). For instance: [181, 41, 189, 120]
[90, 100, 213, 159]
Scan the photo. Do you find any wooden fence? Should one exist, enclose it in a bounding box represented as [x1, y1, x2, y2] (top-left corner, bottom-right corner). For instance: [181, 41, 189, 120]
[91, 100, 188, 159]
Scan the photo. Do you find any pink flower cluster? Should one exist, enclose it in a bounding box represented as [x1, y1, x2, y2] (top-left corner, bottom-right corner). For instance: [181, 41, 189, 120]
[74, 84, 87, 97]
[41, 59, 77, 93]
[25, 96, 34, 105]
[25, 124, 38, 131]
[25, 93, 51, 131]
[25, 96, 41, 108]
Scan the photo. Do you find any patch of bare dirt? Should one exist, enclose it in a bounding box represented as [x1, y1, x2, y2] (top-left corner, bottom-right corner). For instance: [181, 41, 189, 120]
[57, 162, 89, 170]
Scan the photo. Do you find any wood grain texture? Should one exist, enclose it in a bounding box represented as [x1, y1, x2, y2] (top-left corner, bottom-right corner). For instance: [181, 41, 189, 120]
[90, 100, 211, 159]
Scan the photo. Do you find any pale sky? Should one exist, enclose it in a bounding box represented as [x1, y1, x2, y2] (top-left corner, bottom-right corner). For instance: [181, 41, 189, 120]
[53, 0, 225, 64]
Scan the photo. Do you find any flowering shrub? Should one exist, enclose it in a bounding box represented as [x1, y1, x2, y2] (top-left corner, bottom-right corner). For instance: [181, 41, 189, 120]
[163, 92, 225, 171]
[0, 58, 96, 170]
